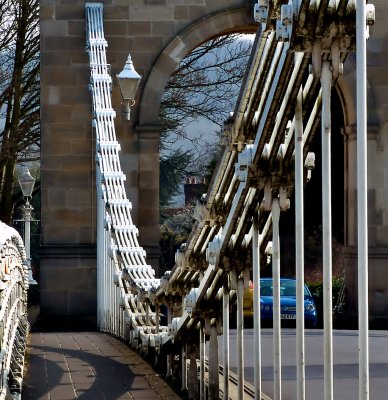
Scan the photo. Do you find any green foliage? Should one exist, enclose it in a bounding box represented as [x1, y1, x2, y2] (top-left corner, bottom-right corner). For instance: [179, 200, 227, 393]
[307, 277, 344, 300]
[159, 208, 194, 275]
[306, 276, 345, 327]
[160, 149, 193, 208]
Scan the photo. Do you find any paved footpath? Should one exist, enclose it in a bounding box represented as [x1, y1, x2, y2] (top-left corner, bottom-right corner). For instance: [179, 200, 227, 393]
[23, 332, 181, 400]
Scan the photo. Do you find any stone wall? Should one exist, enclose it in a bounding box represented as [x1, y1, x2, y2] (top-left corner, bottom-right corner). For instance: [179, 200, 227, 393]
[340, 0, 388, 327]
[39, 0, 256, 322]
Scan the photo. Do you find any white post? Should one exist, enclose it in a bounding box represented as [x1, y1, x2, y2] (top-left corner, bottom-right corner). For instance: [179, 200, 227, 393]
[321, 60, 333, 400]
[237, 276, 245, 400]
[23, 201, 37, 285]
[295, 84, 306, 400]
[208, 324, 219, 400]
[200, 324, 206, 400]
[253, 219, 262, 399]
[356, 1, 369, 399]
[188, 345, 198, 399]
[182, 345, 187, 392]
[223, 285, 230, 399]
[272, 199, 281, 400]
[155, 303, 160, 334]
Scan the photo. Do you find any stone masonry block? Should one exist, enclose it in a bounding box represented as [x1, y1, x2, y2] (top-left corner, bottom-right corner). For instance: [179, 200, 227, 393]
[58, 86, 90, 106]
[151, 21, 176, 36]
[126, 21, 151, 35]
[138, 171, 159, 189]
[68, 291, 97, 317]
[68, 21, 86, 36]
[42, 137, 72, 156]
[104, 20, 128, 36]
[133, 36, 164, 51]
[44, 36, 84, 52]
[43, 170, 91, 188]
[104, 5, 130, 20]
[41, 52, 71, 67]
[41, 104, 74, 124]
[105, 37, 134, 51]
[175, 0, 204, 4]
[40, 290, 70, 315]
[55, 5, 84, 20]
[188, 5, 207, 21]
[47, 123, 89, 139]
[138, 189, 159, 208]
[41, 155, 65, 170]
[61, 155, 92, 172]
[41, 66, 78, 85]
[71, 52, 89, 66]
[40, 5, 55, 20]
[42, 226, 81, 244]
[70, 139, 94, 156]
[51, 209, 92, 226]
[47, 188, 67, 209]
[129, 5, 174, 21]
[174, 5, 189, 20]
[70, 105, 92, 123]
[145, 0, 167, 5]
[41, 20, 68, 36]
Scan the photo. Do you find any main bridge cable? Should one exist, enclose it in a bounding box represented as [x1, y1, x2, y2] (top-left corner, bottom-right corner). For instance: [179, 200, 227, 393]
[85, 3, 169, 346]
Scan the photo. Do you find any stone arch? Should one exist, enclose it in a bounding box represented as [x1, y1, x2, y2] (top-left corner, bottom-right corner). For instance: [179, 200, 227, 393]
[138, 7, 258, 127]
[335, 54, 380, 129]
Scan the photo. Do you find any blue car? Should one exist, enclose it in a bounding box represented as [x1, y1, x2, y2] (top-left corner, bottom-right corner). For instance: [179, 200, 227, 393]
[257, 278, 317, 328]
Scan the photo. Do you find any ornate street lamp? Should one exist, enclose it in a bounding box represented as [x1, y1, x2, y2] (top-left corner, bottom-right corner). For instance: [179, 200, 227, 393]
[116, 54, 142, 120]
[18, 167, 38, 285]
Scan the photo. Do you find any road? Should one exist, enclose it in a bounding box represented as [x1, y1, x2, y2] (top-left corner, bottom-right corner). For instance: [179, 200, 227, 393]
[222, 329, 388, 400]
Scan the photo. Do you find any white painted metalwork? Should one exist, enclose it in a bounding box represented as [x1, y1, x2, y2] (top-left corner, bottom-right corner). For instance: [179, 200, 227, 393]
[356, 1, 370, 399]
[321, 59, 334, 400]
[295, 84, 306, 400]
[253, 220, 262, 400]
[0, 222, 29, 400]
[83, 2, 371, 399]
[272, 199, 281, 400]
[85, 3, 168, 349]
[222, 287, 230, 399]
[237, 276, 244, 400]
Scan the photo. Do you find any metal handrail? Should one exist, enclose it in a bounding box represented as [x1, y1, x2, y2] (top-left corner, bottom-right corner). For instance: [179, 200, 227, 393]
[0, 222, 29, 399]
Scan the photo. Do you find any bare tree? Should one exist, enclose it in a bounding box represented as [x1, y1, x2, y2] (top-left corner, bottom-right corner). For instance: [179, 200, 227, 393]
[160, 34, 253, 148]
[159, 34, 253, 207]
[0, 0, 40, 223]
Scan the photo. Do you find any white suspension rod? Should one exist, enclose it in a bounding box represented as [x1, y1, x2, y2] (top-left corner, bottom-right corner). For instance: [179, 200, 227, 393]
[321, 60, 333, 400]
[223, 287, 230, 399]
[253, 220, 262, 400]
[356, 1, 369, 399]
[295, 83, 306, 400]
[272, 199, 281, 400]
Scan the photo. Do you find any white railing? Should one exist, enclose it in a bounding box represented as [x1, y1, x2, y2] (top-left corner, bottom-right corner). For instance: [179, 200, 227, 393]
[85, 3, 168, 349]
[85, 1, 372, 400]
[0, 222, 29, 400]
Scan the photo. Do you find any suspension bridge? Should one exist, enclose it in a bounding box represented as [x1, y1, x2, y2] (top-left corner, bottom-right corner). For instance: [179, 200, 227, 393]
[0, 0, 386, 399]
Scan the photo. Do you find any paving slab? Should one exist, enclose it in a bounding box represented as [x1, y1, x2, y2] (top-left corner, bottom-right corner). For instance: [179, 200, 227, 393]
[23, 332, 181, 400]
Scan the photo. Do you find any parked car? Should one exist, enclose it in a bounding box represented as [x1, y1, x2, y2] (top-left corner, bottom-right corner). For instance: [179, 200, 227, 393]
[243, 278, 318, 328]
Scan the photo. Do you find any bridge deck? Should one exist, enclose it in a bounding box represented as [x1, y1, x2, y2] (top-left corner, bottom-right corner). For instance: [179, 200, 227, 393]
[23, 332, 180, 400]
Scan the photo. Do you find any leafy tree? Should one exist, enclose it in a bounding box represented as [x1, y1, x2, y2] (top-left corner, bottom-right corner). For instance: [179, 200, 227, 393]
[160, 207, 195, 274]
[160, 149, 193, 209]
[0, 0, 40, 224]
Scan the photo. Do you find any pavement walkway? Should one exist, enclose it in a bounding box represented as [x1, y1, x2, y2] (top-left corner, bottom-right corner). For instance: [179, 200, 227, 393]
[23, 332, 181, 400]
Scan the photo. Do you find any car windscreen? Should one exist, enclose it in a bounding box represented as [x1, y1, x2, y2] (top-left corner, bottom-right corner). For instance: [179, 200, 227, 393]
[260, 280, 310, 296]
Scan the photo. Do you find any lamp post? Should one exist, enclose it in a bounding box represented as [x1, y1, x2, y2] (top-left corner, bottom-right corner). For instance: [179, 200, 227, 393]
[116, 54, 142, 120]
[18, 167, 38, 285]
